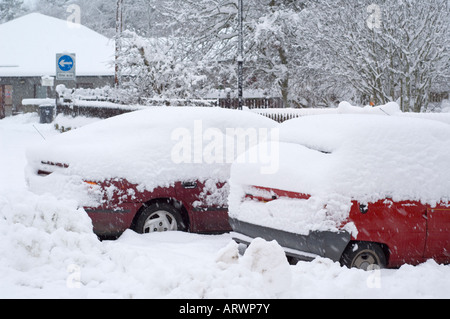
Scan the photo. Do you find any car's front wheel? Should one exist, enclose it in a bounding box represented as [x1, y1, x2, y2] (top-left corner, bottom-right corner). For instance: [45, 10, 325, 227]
[134, 203, 186, 234]
[340, 242, 387, 270]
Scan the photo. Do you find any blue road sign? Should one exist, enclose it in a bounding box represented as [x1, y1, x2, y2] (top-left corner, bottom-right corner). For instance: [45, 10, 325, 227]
[56, 53, 76, 80]
[58, 55, 74, 72]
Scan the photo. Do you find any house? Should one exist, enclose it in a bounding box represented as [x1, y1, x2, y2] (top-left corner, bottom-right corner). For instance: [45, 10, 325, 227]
[0, 13, 115, 118]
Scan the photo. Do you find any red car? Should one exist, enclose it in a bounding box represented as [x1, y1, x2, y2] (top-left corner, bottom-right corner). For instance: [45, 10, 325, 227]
[231, 186, 450, 269]
[37, 174, 231, 237]
[26, 107, 277, 238]
[229, 114, 450, 269]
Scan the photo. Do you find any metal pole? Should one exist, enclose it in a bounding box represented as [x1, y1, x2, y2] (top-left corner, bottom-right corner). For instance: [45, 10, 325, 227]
[115, 0, 124, 88]
[237, 0, 244, 110]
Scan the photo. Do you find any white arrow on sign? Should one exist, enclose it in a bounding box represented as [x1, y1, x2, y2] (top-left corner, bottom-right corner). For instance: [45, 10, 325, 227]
[59, 59, 73, 68]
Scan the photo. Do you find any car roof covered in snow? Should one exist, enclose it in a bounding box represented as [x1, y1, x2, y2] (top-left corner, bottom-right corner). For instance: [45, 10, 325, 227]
[231, 113, 450, 205]
[26, 107, 277, 190]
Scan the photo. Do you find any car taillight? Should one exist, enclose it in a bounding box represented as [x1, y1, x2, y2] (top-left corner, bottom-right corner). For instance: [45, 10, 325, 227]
[85, 181, 100, 190]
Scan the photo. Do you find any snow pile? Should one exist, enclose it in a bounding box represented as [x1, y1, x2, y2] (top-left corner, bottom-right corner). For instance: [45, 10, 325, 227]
[0, 193, 98, 269]
[26, 107, 277, 205]
[337, 101, 450, 124]
[403, 109, 450, 125]
[2, 193, 450, 299]
[1, 190, 450, 299]
[238, 238, 292, 295]
[215, 238, 292, 296]
[336, 101, 402, 115]
[0, 191, 107, 297]
[0, 196, 291, 299]
[288, 257, 450, 299]
[230, 113, 450, 235]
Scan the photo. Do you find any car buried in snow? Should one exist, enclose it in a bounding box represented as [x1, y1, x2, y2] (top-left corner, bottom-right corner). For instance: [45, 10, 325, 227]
[26, 107, 277, 238]
[229, 114, 450, 270]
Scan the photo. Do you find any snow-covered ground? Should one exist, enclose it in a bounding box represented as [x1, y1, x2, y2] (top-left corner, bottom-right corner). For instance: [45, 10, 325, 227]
[1, 113, 449, 299]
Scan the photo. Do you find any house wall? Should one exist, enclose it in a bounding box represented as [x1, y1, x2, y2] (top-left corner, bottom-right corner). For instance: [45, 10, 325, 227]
[0, 75, 114, 115]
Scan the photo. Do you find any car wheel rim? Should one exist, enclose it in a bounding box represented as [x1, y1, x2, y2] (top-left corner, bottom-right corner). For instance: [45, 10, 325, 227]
[352, 249, 380, 270]
[143, 210, 178, 233]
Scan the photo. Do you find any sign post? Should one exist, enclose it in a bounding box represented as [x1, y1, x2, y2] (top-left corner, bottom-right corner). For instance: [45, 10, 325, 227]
[237, 0, 244, 110]
[56, 53, 76, 81]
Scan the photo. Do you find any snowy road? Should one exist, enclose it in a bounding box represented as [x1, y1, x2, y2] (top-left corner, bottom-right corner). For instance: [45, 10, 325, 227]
[0, 113, 449, 299]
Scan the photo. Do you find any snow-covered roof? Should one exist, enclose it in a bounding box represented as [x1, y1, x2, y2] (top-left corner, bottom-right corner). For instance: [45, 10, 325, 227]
[0, 13, 115, 77]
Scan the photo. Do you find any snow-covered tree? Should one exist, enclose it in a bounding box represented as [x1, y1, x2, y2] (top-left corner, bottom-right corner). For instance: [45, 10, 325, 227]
[0, 0, 25, 23]
[303, 0, 450, 111]
[116, 30, 209, 101]
[162, 0, 309, 107]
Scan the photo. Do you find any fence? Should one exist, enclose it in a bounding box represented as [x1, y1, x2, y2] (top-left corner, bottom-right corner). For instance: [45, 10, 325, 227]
[57, 101, 144, 119]
[219, 97, 284, 109]
[54, 86, 316, 122]
[257, 112, 301, 123]
[253, 107, 340, 123]
[55, 85, 219, 118]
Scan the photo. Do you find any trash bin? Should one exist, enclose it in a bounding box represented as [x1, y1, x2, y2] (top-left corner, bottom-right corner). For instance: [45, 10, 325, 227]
[39, 104, 55, 124]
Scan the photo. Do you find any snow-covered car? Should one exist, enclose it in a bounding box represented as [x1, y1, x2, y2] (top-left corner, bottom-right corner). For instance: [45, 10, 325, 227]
[229, 114, 450, 270]
[26, 107, 277, 237]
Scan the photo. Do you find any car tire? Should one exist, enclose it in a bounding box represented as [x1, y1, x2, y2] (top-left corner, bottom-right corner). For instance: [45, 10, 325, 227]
[340, 242, 387, 270]
[134, 203, 187, 234]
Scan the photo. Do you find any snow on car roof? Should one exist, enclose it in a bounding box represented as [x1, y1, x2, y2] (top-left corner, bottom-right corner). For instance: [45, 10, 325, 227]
[231, 113, 450, 205]
[26, 107, 277, 191]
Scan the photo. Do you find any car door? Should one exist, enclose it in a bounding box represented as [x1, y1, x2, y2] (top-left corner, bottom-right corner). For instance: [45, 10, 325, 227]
[424, 206, 450, 263]
[175, 180, 231, 233]
[353, 200, 428, 267]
